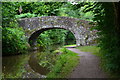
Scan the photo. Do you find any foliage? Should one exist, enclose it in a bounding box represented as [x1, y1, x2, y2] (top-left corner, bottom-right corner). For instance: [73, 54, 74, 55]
[2, 2, 94, 26]
[82, 2, 120, 75]
[2, 2, 19, 27]
[58, 2, 94, 21]
[2, 2, 93, 50]
[2, 27, 28, 55]
[2, 2, 120, 77]
[36, 48, 79, 78]
[93, 3, 120, 74]
[21, 2, 64, 16]
[37, 29, 68, 49]
[47, 48, 79, 78]
[15, 13, 36, 18]
[65, 31, 76, 45]
[2, 2, 64, 27]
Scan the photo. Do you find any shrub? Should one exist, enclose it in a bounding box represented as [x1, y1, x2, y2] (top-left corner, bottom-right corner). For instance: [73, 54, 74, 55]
[2, 27, 28, 56]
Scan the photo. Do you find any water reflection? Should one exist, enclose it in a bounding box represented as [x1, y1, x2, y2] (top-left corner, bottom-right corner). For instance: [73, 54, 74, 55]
[2, 54, 30, 78]
[28, 52, 50, 75]
[2, 45, 62, 78]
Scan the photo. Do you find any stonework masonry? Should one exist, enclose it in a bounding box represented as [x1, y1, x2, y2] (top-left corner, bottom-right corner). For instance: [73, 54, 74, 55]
[18, 16, 97, 46]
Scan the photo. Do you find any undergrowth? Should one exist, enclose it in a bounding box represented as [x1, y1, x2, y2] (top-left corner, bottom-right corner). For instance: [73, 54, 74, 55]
[37, 48, 79, 78]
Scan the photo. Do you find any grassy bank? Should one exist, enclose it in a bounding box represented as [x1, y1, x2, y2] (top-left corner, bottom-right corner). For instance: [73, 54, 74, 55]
[77, 46, 100, 56]
[37, 48, 79, 78]
[47, 48, 79, 78]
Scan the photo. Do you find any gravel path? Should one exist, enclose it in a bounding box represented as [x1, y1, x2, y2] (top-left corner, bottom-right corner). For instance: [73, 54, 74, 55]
[67, 47, 108, 78]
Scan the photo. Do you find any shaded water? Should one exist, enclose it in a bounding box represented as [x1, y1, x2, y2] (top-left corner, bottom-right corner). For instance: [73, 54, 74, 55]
[2, 52, 50, 78]
[28, 51, 50, 75]
[2, 54, 30, 78]
[2, 45, 62, 78]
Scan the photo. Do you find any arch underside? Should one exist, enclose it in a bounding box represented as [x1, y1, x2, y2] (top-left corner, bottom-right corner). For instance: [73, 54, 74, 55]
[28, 27, 77, 46]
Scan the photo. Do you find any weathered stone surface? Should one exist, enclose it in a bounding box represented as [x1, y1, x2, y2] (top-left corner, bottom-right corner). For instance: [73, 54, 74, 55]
[18, 16, 97, 46]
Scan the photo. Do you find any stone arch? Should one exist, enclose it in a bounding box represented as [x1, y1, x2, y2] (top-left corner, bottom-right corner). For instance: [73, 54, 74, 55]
[28, 27, 76, 46]
[18, 16, 97, 47]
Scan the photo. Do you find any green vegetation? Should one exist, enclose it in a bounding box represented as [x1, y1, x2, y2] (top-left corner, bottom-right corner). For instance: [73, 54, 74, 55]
[15, 13, 36, 18]
[47, 48, 79, 78]
[2, 27, 28, 56]
[36, 29, 71, 49]
[77, 46, 100, 55]
[2, 2, 77, 54]
[36, 48, 79, 78]
[85, 3, 120, 74]
[2, 2, 120, 78]
[64, 44, 76, 47]
[2, 2, 95, 55]
[57, 2, 94, 21]
[36, 51, 56, 70]
[65, 31, 76, 45]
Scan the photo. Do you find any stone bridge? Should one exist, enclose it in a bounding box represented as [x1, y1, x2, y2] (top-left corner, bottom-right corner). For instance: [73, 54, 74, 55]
[18, 16, 97, 46]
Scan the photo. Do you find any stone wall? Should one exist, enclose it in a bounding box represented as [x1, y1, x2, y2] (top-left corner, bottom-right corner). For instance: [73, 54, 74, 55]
[18, 16, 97, 46]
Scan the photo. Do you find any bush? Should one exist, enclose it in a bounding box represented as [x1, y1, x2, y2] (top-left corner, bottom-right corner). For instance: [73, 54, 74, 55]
[2, 27, 28, 56]
[15, 13, 36, 18]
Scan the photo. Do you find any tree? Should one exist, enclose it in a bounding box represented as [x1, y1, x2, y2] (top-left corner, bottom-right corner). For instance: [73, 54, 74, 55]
[83, 2, 120, 74]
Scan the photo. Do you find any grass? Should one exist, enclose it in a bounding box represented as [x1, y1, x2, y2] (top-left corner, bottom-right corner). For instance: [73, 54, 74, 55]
[63, 44, 76, 47]
[77, 46, 100, 56]
[46, 48, 79, 78]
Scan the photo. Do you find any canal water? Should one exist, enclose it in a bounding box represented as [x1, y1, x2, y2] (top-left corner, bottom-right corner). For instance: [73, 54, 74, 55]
[2, 45, 62, 78]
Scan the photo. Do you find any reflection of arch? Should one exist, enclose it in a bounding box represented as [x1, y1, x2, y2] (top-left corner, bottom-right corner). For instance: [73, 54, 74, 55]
[18, 16, 96, 46]
[28, 27, 76, 46]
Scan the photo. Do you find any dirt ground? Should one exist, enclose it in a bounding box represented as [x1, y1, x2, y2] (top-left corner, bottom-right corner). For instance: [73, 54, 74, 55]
[67, 47, 108, 78]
